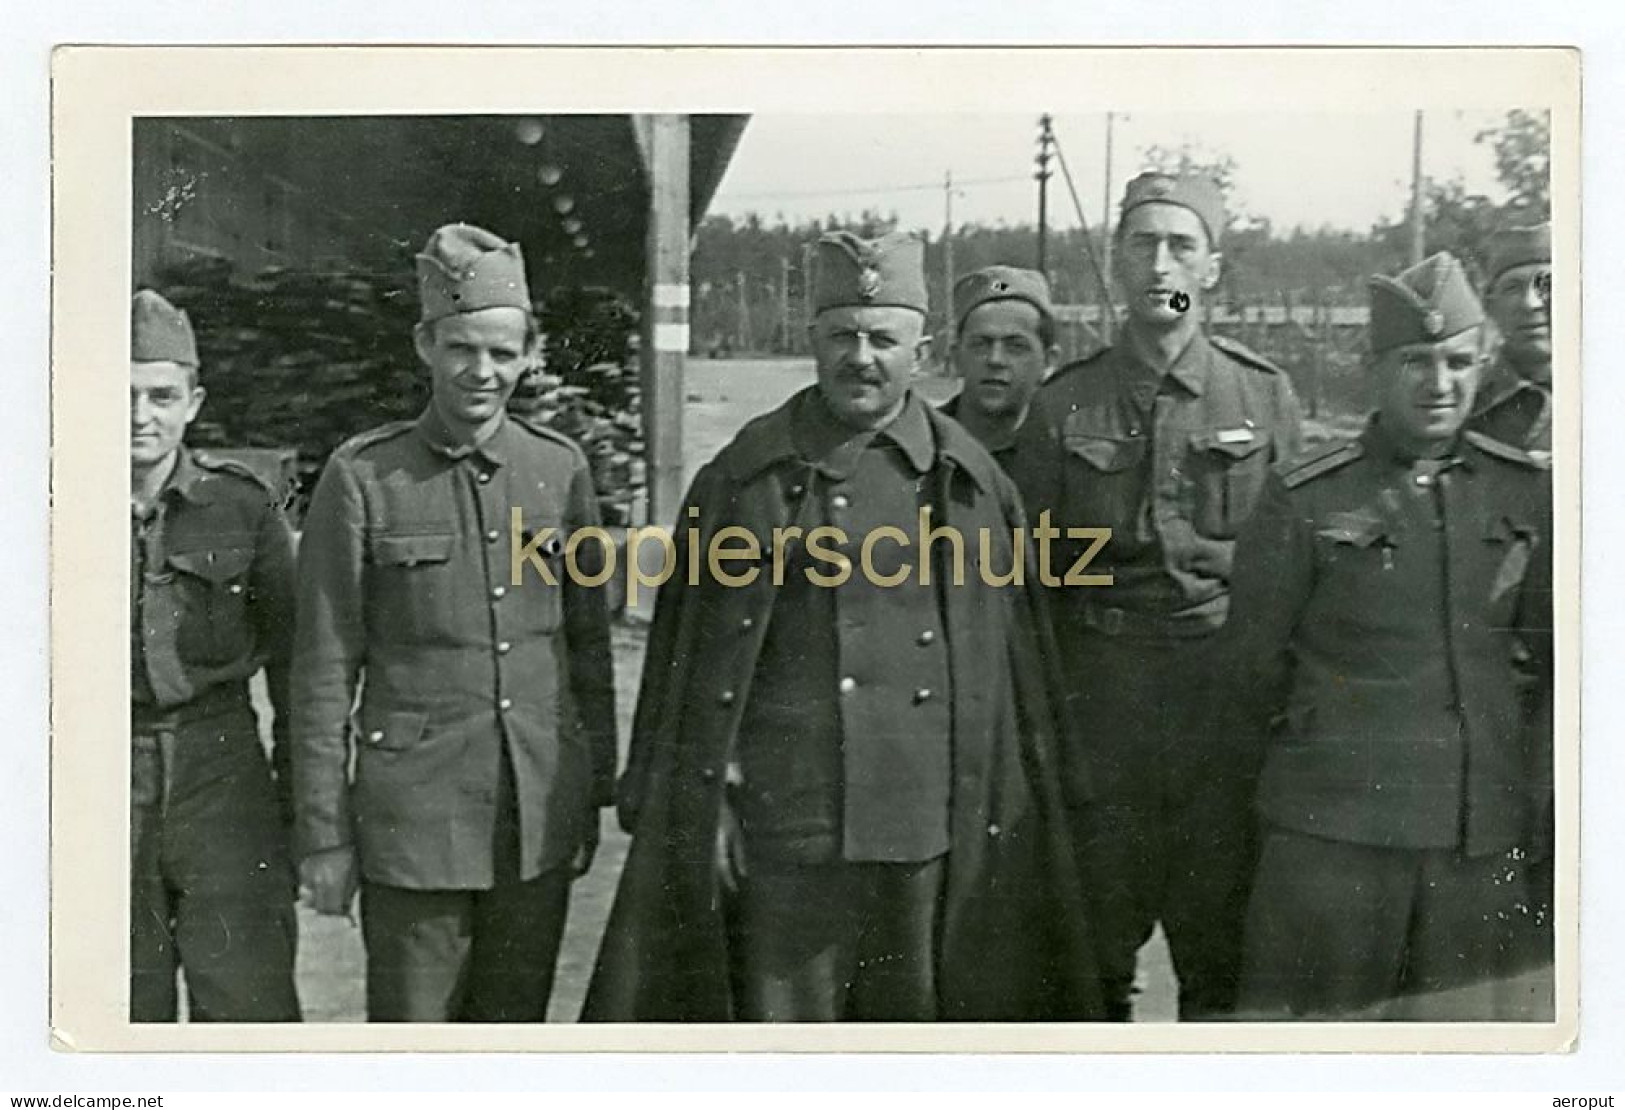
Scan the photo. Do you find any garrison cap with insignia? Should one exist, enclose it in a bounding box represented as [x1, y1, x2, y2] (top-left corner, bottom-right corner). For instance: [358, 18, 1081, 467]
[1367, 251, 1485, 354]
[811, 231, 929, 315]
[953, 265, 1054, 330]
[1120, 172, 1227, 246]
[132, 288, 200, 368]
[1484, 222, 1552, 286]
[416, 222, 532, 324]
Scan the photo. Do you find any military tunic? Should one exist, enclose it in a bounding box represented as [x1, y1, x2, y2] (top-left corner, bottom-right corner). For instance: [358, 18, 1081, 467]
[1469, 354, 1552, 460]
[292, 406, 616, 1020]
[938, 392, 1051, 519]
[129, 448, 301, 1022]
[1024, 328, 1303, 1020]
[1223, 419, 1552, 1017]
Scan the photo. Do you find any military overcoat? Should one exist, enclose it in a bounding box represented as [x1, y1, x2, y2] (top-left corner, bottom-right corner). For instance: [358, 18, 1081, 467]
[583, 389, 1101, 1021]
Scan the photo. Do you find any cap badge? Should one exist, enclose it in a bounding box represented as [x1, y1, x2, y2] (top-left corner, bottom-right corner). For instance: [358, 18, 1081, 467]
[1423, 309, 1445, 337]
[858, 265, 882, 300]
[991, 280, 1009, 293]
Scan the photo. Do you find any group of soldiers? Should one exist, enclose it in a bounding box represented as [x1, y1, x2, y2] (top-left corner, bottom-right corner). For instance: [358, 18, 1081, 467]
[128, 169, 1555, 1024]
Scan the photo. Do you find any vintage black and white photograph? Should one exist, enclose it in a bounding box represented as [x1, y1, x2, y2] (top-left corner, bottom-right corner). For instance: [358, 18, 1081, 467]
[49, 46, 1581, 1052]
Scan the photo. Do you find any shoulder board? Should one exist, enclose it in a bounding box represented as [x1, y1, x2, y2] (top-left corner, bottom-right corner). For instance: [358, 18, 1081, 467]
[339, 421, 415, 455]
[1463, 429, 1549, 471]
[1210, 334, 1284, 374]
[1044, 346, 1111, 384]
[1278, 439, 1364, 489]
[509, 413, 587, 456]
[190, 452, 273, 490]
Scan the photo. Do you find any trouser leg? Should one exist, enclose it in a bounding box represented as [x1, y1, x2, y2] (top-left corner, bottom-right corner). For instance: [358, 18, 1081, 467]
[1160, 770, 1260, 1020]
[459, 866, 574, 1022]
[165, 713, 301, 1022]
[362, 884, 475, 1022]
[1398, 849, 1544, 1020]
[1072, 802, 1160, 1021]
[846, 858, 945, 1021]
[130, 730, 178, 1022]
[734, 862, 856, 1021]
[1237, 830, 1412, 1019]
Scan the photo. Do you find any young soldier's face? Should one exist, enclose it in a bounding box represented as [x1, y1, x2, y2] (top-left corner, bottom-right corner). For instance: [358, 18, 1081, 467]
[951, 300, 1056, 420]
[130, 360, 203, 471]
[1374, 328, 1484, 445]
[809, 305, 927, 429]
[415, 307, 533, 430]
[1485, 261, 1553, 368]
[1114, 202, 1221, 328]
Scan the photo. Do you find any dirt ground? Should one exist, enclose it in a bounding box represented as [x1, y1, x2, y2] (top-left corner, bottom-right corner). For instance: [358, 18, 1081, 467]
[286, 357, 1180, 1023]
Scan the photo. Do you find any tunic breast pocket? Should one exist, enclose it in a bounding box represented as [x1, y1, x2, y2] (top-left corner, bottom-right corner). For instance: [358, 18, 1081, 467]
[1061, 430, 1146, 532]
[1188, 428, 1272, 538]
[510, 517, 566, 635]
[165, 545, 254, 665]
[367, 531, 459, 643]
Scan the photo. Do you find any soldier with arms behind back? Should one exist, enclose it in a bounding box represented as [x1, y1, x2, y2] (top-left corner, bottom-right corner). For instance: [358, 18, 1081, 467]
[1025, 172, 1303, 1020]
[129, 290, 302, 1021]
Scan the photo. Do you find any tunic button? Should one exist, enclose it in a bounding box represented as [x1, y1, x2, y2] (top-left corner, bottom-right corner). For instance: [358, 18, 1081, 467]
[486, 529, 501, 543]
[831, 493, 851, 510]
[699, 767, 719, 784]
[917, 629, 935, 646]
[497, 641, 512, 654]
[228, 583, 244, 595]
[789, 484, 805, 498]
[491, 586, 507, 600]
[988, 823, 1001, 837]
[1416, 474, 1433, 487]
[367, 729, 384, 744]
[719, 689, 736, 706]
[740, 616, 754, 630]
[839, 676, 858, 694]
[913, 688, 932, 705]
[478, 471, 492, 484]
[499, 697, 513, 711]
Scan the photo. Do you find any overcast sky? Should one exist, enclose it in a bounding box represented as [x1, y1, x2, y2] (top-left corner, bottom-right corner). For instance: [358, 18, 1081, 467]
[709, 110, 1516, 236]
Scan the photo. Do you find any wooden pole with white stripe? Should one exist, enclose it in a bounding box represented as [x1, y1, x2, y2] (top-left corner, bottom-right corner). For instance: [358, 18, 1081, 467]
[634, 113, 691, 528]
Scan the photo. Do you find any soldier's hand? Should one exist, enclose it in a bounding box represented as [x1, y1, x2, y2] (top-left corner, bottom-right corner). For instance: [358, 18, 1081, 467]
[715, 797, 747, 895]
[572, 812, 602, 877]
[299, 845, 359, 919]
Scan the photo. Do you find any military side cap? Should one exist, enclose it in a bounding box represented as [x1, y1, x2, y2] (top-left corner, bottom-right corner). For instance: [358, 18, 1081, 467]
[416, 222, 532, 323]
[131, 289, 199, 367]
[811, 231, 929, 314]
[1367, 251, 1486, 354]
[1484, 223, 1551, 285]
[954, 265, 1053, 329]
[1120, 172, 1226, 245]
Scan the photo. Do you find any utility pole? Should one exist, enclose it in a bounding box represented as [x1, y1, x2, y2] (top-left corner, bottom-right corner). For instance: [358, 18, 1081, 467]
[943, 169, 956, 336]
[779, 255, 791, 353]
[1101, 111, 1116, 344]
[735, 269, 751, 352]
[1035, 114, 1055, 276]
[633, 113, 689, 530]
[1409, 110, 1426, 266]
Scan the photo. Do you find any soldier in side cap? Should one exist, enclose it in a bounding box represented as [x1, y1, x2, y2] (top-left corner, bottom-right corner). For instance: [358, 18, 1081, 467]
[1022, 171, 1304, 1020]
[292, 223, 617, 1021]
[128, 289, 301, 1021]
[1220, 253, 1552, 1018]
[584, 231, 1100, 1022]
[942, 265, 1060, 504]
[1470, 223, 1553, 459]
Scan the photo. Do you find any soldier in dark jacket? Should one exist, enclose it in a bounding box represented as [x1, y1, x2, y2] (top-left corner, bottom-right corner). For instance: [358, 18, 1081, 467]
[292, 224, 617, 1022]
[940, 265, 1059, 508]
[1225, 253, 1553, 1019]
[583, 232, 1100, 1022]
[1024, 172, 1304, 1020]
[129, 290, 301, 1021]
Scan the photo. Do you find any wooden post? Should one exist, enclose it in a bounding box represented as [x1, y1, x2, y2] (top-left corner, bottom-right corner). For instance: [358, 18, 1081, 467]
[636, 113, 690, 529]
